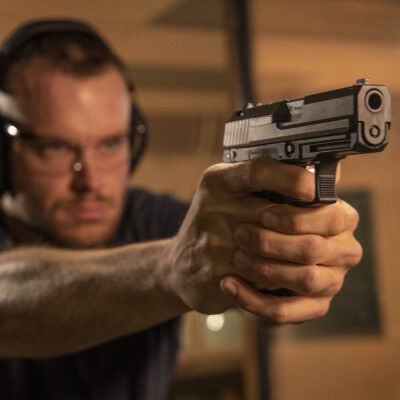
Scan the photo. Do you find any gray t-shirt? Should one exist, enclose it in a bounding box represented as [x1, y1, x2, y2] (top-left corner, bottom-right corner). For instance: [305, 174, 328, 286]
[0, 187, 189, 400]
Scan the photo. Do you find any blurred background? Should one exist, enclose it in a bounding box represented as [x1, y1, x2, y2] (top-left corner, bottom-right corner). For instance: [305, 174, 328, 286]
[0, 1, 398, 399]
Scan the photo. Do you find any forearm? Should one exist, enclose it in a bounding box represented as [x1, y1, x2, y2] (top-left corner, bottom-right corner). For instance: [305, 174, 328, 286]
[0, 239, 189, 358]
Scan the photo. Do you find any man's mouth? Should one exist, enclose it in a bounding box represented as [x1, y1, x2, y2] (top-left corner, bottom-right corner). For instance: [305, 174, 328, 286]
[66, 202, 110, 222]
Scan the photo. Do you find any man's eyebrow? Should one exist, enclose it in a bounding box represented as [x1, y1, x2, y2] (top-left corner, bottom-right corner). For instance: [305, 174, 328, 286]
[100, 132, 130, 140]
[18, 130, 129, 143]
[96, 132, 131, 145]
[18, 130, 70, 143]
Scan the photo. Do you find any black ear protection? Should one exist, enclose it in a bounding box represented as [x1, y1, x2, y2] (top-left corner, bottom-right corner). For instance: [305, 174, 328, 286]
[0, 18, 148, 193]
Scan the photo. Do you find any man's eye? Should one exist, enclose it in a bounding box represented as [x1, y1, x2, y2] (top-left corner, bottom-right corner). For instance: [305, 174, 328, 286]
[100, 136, 128, 152]
[39, 142, 71, 157]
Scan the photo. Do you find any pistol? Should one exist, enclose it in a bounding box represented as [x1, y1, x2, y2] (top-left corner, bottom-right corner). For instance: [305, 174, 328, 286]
[223, 79, 391, 205]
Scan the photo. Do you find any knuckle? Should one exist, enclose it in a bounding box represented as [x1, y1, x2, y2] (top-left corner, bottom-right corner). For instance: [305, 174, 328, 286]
[250, 257, 265, 275]
[250, 227, 269, 255]
[233, 250, 255, 273]
[261, 264, 275, 281]
[202, 231, 219, 250]
[301, 235, 325, 264]
[270, 305, 291, 324]
[348, 206, 360, 231]
[315, 301, 330, 319]
[300, 267, 322, 293]
[347, 239, 363, 267]
[240, 297, 258, 315]
[329, 277, 344, 295]
[327, 212, 345, 236]
[341, 200, 360, 231]
[199, 166, 220, 192]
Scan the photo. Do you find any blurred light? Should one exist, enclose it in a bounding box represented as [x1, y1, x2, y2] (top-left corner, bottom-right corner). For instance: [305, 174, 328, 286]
[6, 124, 18, 137]
[206, 314, 225, 332]
[306, 165, 316, 174]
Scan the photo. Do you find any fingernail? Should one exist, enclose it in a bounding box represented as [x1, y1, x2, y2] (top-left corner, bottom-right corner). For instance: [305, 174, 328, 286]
[222, 280, 237, 297]
[261, 210, 280, 228]
[234, 250, 251, 269]
[234, 227, 249, 245]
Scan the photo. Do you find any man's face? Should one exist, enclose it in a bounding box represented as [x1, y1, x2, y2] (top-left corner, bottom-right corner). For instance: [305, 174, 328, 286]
[8, 62, 131, 247]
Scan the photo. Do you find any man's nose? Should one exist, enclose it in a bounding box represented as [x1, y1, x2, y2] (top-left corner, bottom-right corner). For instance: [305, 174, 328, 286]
[70, 151, 101, 192]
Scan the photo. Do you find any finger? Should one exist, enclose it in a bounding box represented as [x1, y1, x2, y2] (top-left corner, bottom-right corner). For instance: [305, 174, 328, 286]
[220, 276, 331, 324]
[260, 199, 359, 237]
[201, 157, 315, 201]
[336, 162, 342, 183]
[320, 231, 363, 267]
[232, 249, 344, 296]
[208, 196, 276, 224]
[234, 224, 362, 267]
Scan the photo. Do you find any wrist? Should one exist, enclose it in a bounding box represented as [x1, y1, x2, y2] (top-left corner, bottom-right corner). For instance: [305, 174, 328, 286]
[158, 238, 192, 313]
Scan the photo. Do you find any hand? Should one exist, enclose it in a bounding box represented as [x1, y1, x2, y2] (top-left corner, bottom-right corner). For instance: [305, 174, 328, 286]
[223, 198, 362, 324]
[164, 157, 362, 323]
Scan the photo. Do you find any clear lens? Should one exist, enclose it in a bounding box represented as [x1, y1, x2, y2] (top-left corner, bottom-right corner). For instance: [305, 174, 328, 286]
[13, 134, 130, 175]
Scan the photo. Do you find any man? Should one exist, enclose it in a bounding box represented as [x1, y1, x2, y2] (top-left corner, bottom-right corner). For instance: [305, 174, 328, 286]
[0, 19, 361, 399]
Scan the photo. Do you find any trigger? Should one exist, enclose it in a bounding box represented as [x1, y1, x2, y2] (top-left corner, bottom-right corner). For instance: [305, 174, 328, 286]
[314, 159, 339, 204]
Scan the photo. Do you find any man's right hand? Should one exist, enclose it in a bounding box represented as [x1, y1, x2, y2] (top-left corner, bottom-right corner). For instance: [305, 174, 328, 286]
[164, 157, 362, 324]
